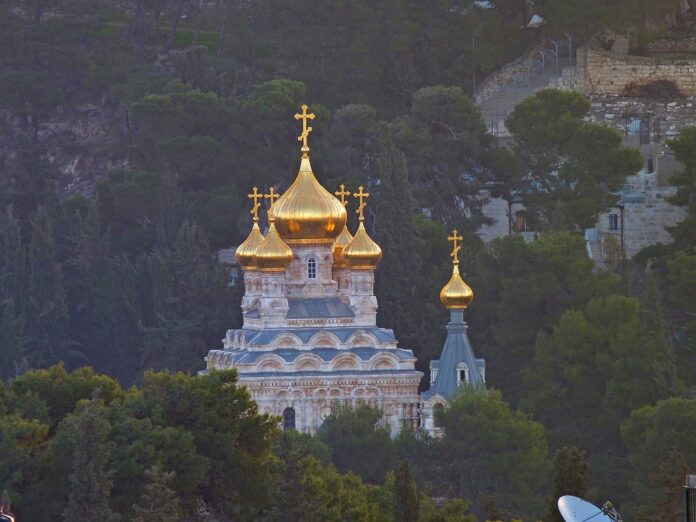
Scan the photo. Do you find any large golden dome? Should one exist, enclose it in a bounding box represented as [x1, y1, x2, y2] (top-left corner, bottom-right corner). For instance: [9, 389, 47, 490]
[333, 225, 354, 266]
[344, 222, 382, 269]
[270, 156, 347, 244]
[235, 222, 264, 270]
[440, 263, 474, 310]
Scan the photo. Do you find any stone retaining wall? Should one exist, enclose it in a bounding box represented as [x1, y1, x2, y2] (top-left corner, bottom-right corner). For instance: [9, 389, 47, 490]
[575, 48, 696, 96]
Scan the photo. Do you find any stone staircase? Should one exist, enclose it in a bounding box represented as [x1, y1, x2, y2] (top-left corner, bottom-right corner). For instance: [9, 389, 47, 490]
[476, 43, 573, 136]
[478, 81, 548, 136]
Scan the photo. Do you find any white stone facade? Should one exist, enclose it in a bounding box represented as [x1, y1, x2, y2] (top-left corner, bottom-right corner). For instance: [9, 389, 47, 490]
[595, 170, 687, 259]
[204, 240, 423, 435]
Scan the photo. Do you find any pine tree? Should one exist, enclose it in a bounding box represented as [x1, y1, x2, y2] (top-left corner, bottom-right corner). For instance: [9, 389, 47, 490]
[546, 447, 588, 522]
[62, 400, 120, 522]
[393, 461, 419, 522]
[132, 466, 182, 522]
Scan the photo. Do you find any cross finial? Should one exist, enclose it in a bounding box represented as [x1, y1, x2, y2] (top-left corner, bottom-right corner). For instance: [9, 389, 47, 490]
[264, 187, 280, 217]
[294, 104, 316, 158]
[448, 229, 463, 264]
[335, 184, 351, 207]
[248, 187, 263, 222]
[354, 186, 369, 221]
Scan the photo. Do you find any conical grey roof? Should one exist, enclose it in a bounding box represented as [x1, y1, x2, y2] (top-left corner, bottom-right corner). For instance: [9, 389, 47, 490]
[424, 311, 484, 400]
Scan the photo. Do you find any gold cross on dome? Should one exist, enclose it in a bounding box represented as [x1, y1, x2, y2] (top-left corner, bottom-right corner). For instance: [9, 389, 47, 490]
[264, 187, 279, 210]
[248, 187, 262, 222]
[448, 229, 463, 263]
[354, 186, 369, 221]
[294, 104, 316, 157]
[335, 184, 351, 207]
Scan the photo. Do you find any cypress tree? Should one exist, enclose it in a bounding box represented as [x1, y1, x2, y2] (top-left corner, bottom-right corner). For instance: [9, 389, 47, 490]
[62, 400, 120, 522]
[374, 133, 423, 350]
[393, 461, 419, 522]
[546, 447, 588, 522]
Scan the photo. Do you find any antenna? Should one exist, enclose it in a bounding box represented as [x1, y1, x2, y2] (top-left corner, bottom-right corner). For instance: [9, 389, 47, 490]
[558, 496, 623, 522]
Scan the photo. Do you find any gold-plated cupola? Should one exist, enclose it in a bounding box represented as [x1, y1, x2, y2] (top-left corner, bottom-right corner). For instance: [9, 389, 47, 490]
[235, 187, 265, 270]
[343, 186, 382, 270]
[439, 230, 474, 310]
[254, 188, 293, 272]
[270, 105, 347, 244]
[333, 184, 354, 266]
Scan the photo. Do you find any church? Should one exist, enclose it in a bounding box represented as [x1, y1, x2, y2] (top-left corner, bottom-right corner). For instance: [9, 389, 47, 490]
[203, 106, 485, 436]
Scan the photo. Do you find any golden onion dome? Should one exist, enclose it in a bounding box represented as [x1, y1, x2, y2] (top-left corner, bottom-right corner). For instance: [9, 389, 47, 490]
[344, 222, 382, 269]
[333, 225, 354, 266]
[270, 156, 347, 244]
[254, 220, 293, 272]
[235, 222, 265, 270]
[440, 229, 473, 309]
[440, 263, 474, 309]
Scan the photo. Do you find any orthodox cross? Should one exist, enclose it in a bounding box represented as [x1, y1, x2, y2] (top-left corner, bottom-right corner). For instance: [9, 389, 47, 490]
[354, 186, 369, 221]
[335, 184, 351, 207]
[264, 187, 279, 213]
[294, 104, 316, 157]
[248, 187, 262, 222]
[448, 229, 463, 263]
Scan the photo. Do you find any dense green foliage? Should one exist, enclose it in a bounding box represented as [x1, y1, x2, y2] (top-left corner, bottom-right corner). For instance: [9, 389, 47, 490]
[506, 90, 643, 230]
[0, 1, 694, 520]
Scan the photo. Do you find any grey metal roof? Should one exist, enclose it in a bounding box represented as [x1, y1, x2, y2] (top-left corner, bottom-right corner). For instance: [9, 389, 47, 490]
[231, 346, 416, 364]
[236, 369, 421, 378]
[236, 327, 396, 347]
[287, 298, 355, 319]
[423, 311, 484, 400]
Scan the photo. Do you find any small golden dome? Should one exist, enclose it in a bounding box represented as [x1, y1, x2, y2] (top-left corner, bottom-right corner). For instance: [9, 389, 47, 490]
[344, 222, 382, 269]
[440, 263, 474, 309]
[271, 156, 347, 244]
[235, 222, 265, 270]
[254, 220, 293, 272]
[333, 225, 354, 266]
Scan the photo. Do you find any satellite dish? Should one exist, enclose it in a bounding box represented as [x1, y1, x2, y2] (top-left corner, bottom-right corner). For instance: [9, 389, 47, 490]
[558, 496, 623, 522]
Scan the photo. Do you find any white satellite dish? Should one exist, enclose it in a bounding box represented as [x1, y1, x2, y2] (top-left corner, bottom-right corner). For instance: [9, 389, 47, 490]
[558, 496, 623, 522]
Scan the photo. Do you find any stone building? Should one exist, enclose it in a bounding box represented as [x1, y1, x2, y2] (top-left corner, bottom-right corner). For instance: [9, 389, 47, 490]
[586, 170, 688, 265]
[203, 106, 485, 435]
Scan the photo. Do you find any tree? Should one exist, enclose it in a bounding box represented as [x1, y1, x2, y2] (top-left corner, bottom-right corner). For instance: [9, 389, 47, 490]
[621, 397, 696, 519]
[132, 466, 183, 522]
[374, 133, 450, 363]
[667, 127, 696, 248]
[391, 86, 492, 224]
[468, 231, 621, 405]
[506, 89, 642, 230]
[523, 296, 679, 450]
[546, 447, 588, 522]
[434, 388, 551, 519]
[133, 370, 277, 514]
[60, 400, 120, 522]
[393, 461, 419, 522]
[667, 252, 696, 350]
[317, 402, 396, 484]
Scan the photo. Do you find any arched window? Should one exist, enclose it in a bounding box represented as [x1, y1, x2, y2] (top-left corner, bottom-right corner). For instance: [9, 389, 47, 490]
[433, 403, 445, 428]
[457, 363, 469, 387]
[307, 257, 317, 279]
[282, 407, 296, 431]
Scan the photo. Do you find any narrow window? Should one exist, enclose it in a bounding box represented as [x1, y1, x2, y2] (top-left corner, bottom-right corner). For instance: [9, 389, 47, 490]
[456, 363, 468, 386]
[283, 407, 296, 430]
[307, 257, 317, 279]
[433, 403, 445, 428]
[608, 214, 619, 231]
